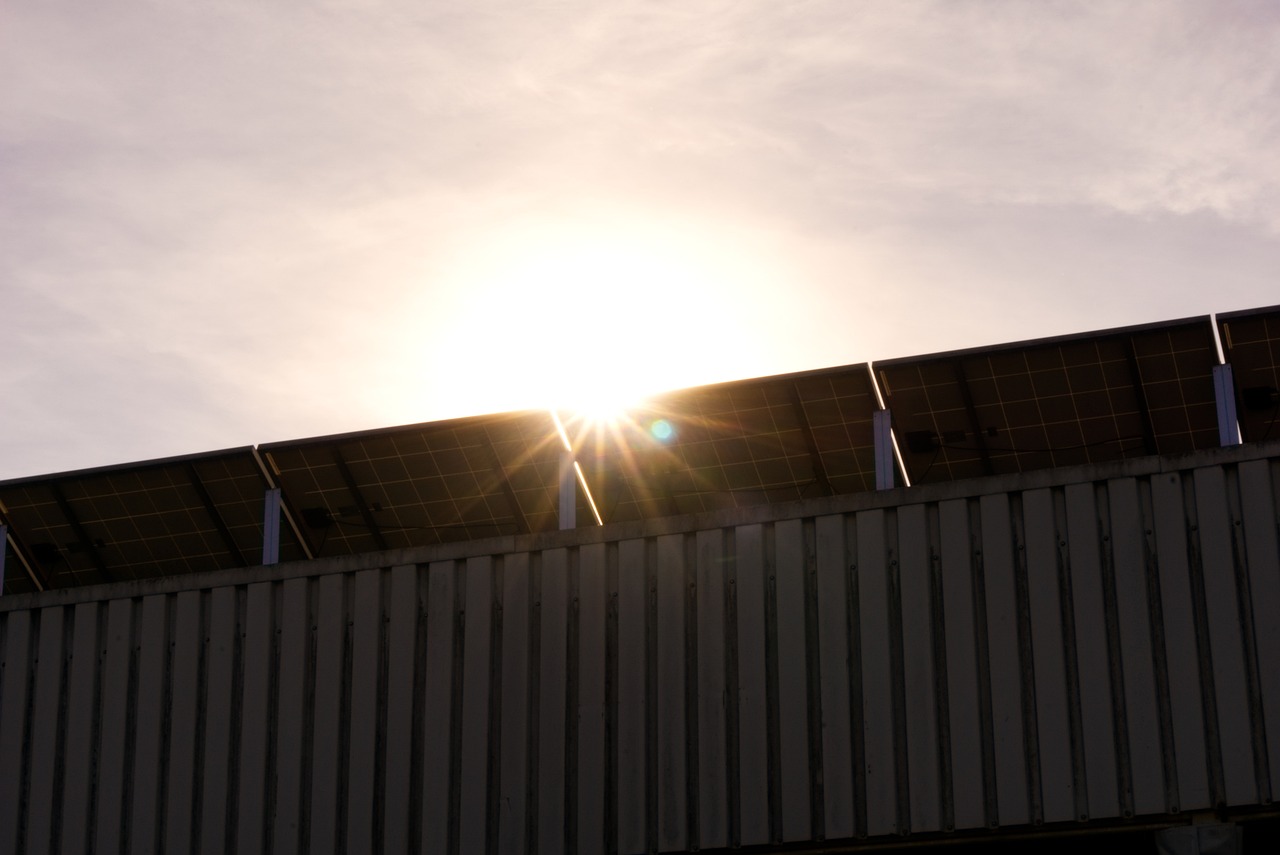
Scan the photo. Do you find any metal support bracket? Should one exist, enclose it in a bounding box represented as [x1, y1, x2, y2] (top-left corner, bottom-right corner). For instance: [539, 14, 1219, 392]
[1213, 363, 1242, 447]
[263, 488, 281, 566]
[874, 410, 895, 490]
[559, 450, 576, 530]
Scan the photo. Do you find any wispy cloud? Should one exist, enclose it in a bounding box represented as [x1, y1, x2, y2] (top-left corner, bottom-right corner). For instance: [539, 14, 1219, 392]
[2, 1, 1278, 477]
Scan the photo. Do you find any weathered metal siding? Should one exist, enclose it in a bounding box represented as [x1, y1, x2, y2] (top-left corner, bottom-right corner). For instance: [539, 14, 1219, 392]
[1, 451, 1278, 854]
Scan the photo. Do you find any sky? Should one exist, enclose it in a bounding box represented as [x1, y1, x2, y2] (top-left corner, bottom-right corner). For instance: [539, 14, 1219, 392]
[3, 1, 1279, 480]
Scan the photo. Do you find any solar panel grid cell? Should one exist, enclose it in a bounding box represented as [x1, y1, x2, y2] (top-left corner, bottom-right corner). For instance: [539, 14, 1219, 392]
[808, 424, 847, 452]
[801, 397, 840, 428]
[1029, 365, 1070, 399]
[193, 471, 239, 503]
[1030, 391, 1072, 427]
[448, 471, 486, 503]
[297, 454, 347, 492]
[440, 448, 481, 484]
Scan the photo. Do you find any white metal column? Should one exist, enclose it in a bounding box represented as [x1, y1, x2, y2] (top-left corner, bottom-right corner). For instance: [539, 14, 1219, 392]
[559, 451, 576, 530]
[262, 488, 281, 565]
[874, 410, 895, 490]
[1213, 364, 1241, 447]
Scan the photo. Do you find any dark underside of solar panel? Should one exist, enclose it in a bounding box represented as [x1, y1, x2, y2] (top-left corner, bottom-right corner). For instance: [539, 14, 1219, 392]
[875, 317, 1220, 485]
[566, 365, 880, 523]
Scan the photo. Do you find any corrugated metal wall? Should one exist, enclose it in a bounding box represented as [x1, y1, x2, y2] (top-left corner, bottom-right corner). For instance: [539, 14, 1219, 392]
[2, 452, 1278, 854]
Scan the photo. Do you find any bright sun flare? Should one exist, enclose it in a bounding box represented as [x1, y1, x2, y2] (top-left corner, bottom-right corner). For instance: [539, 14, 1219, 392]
[416, 214, 785, 426]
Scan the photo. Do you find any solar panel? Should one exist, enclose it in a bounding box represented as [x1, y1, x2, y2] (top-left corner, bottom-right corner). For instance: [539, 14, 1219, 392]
[565, 364, 884, 523]
[259, 411, 583, 557]
[0, 448, 302, 589]
[1218, 305, 1280, 443]
[875, 317, 1221, 485]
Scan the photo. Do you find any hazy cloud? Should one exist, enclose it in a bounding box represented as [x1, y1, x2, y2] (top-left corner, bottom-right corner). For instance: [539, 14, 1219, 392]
[3, 1, 1278, 477]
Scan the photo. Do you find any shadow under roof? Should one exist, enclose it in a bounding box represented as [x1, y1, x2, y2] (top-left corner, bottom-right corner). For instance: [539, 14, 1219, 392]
[1218, 305, 1280, 444]
[874, 316, 1222, 485]
[0, 447, 304, 593]
[258, 410, 589, 557]
[565, 363, 886, 523]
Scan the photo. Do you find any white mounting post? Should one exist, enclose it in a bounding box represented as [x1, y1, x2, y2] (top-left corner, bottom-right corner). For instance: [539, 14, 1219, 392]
[559, 450, 576, 530]
[1213, 364, 1242, 447]
[874, 410, 895, 490]
[263, 488, 281, 565]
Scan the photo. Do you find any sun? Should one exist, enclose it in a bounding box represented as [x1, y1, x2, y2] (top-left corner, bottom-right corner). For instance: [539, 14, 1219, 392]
[518, 238, 720, 413]
[391, 209, 791, 430]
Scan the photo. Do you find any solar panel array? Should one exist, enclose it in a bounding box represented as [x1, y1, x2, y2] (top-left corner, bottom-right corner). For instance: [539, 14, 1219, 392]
[1219, 305, 1280, 444]
[4, 308, 1278, 593]
[876, 317, 1222, 485]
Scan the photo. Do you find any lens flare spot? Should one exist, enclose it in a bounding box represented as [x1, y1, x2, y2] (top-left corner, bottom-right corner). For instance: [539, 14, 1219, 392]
[650, 419, 675, 442]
